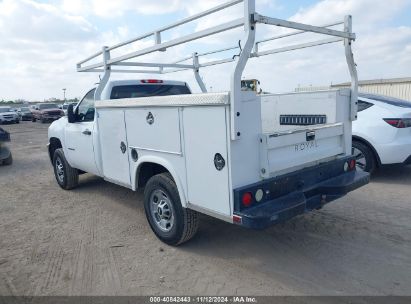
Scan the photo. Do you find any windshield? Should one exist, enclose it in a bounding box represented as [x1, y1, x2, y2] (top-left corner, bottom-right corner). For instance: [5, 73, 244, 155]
[38, 104, 58, 110]
[21, 108, 31, 112]
[360, 93, 411, 108]
[0, 107, 12, 113]
[110, 84, 191, 99]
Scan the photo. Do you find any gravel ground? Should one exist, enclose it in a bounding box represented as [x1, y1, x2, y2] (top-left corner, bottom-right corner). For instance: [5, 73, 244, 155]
[0, 121, 410, 296]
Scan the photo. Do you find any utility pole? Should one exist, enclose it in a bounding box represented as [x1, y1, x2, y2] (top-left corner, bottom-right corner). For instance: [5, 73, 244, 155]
[62, 88, 66, 101]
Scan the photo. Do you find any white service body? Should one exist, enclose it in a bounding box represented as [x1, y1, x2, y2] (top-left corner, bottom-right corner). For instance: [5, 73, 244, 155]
[49, 84, 354, 222]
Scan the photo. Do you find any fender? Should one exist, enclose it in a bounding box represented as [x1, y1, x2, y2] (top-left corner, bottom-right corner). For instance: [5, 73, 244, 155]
[132, 155, 188, 208]
[48, 118, 68, 153]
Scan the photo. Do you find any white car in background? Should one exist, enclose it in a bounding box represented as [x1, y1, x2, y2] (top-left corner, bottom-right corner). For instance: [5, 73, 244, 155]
[352, 93, 411, 173]
[0, 106, 20, 124]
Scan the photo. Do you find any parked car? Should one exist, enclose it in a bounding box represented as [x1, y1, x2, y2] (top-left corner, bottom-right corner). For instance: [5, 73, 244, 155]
[0, 106, 20, 124]
[32, 103, 64, 123]
[18, 107, 34, 121]
[352, 93, 411, 173]
[0, 127, 12, 165]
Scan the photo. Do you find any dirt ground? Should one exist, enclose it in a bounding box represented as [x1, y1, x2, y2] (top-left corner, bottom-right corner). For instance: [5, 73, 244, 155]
[0, 121, 410, 296]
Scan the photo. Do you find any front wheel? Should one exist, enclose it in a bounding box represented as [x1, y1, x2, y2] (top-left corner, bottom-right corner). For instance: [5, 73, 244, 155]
[53, 148, 79, 190]
[352, 140, 377, 174]
[2, 153, 12, 166]
[144, 173, 199, 246]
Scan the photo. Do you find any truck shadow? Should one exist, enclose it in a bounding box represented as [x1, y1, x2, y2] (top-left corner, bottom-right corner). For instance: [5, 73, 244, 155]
[74, 174, 145, 212]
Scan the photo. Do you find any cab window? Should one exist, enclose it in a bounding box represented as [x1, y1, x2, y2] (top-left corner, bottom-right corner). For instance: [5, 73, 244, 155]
[77, 89, 96, 122]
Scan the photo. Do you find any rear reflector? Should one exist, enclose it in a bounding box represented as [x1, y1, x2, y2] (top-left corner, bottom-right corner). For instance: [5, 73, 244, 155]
[141, 79, 163, 84]
[349, 159, 356, 170]
[233, 215, 242, 224]
[383, 118, 411, 128]
[242, 192, 253, 207]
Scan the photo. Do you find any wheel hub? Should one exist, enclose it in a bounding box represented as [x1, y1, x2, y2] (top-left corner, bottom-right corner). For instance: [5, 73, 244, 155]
[55, 157, 65, 183]
[352, 147, 366, 171]
[150, 190, 174, 232]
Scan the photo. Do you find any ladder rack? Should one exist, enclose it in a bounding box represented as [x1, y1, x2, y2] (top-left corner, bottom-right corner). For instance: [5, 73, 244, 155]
[77, 0, 358, 140]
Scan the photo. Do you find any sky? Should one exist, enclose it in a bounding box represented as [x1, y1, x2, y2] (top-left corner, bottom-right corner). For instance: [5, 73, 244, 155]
[0, 0, 410, 101]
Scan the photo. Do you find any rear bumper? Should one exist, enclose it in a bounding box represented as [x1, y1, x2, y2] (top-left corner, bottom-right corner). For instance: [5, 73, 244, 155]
[233, 158, 370, 229]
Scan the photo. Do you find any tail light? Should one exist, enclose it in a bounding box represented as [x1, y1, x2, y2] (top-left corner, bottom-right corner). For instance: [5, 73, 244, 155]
[242, 192, 253, 207]
[348, 159, 356, 170]
[383, 118, 411, 128]
[141, 79, 163, 84]
[344, 159, 356, 172]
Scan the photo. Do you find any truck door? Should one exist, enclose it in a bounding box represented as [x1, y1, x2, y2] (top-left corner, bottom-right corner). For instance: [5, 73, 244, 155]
[97, 108, 131, 188]
[64, 89, 100, 175]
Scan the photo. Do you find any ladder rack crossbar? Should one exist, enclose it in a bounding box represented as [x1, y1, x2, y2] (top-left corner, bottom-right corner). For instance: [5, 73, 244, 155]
[112, 62, 194, 69]
[106, 0, 243, 52]
[255, 21, 344, 45]
[253, 14, 355, 40]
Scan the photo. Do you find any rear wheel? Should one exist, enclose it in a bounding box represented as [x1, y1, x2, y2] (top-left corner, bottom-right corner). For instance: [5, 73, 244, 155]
[352, 140, 377, 174]
[144, 173, 199, 246]
[53, 148, 79, 190]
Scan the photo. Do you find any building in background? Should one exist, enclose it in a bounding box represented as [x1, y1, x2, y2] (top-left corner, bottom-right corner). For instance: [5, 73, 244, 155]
[296, 77, 411, 101]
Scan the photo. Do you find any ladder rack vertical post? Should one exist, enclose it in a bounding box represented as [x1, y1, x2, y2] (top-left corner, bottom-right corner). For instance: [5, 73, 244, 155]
[230, 0, 256, 140]
[193, 52, 207, 93]
[95, 46, 111, 101]
[344, 15, 358, 121]
[155, 32, 166, 52]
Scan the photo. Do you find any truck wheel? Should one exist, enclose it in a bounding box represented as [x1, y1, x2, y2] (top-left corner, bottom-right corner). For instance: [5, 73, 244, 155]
[352, 140, 376, 174]
[41, 118, 46, 123]
[53, 148, 79, 190]
[3, 153, 12, 166]
[144, 173, 199, 246]
[32, 117, 37, 122]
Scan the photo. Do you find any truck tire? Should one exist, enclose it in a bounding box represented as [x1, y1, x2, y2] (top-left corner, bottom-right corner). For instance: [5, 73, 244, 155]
[3, 153, 12, 166]
[53, 148, 79, 190]
[144, 173, 199, 246]
[32, 117, 37, 122]
[352, 140, 377, 174]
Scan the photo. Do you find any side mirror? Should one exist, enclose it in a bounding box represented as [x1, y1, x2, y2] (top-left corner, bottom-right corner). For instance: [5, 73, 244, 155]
[67, 104, 76, 123]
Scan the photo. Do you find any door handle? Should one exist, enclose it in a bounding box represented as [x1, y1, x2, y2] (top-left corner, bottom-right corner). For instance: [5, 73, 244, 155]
[82, 129, 92, 136]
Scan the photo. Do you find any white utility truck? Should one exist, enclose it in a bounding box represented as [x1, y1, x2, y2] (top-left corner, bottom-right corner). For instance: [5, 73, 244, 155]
[48, 0, 369, 245]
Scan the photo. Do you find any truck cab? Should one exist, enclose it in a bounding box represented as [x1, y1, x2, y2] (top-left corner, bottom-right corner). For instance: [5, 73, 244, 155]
[48, 79, 191, 177]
